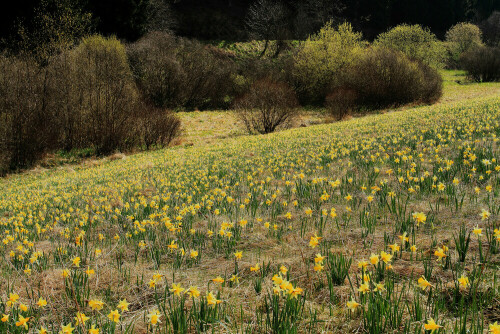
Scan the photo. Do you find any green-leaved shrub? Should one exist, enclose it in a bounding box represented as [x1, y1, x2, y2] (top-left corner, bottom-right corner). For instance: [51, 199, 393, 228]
[293, 22, 362, 105]
[375, 24, 445, 69]
[445, 23, 483, 68]
[69, 35, 139, 154]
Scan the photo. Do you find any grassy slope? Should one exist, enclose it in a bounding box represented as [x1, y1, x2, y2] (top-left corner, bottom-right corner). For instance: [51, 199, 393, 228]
[1, 72, 500, 333]
[176, 70, 500, 147]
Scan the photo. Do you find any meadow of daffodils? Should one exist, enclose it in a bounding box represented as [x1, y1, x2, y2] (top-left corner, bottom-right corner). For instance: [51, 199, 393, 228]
[1, 95, 500, 333]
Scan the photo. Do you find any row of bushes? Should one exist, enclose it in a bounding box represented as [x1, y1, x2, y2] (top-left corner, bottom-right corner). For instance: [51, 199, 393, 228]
[2, 21, 498, 172]
[235, 45, 443, 133]
[129, 21, 498, 115]
[0, 35, 181, 174]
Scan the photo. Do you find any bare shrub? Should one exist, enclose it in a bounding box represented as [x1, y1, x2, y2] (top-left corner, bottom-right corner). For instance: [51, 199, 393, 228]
[128, 32, 236, 110]
[0, 35, 182, 174]
[325, 88, 358, 121]
[126, 32, 180, 108]
[136, 103, 182, 150]
[417, 61, 443, 104]
[461, 46, 500, 82]
[338, 47, 442, 110]
[46, 51, 81, 151]
[234, 79, 298, 134]
[0, 55, 59, 173]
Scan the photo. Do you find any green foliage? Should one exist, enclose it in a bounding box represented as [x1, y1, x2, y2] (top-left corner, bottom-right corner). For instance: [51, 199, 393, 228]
[70, 35, 138, 154]
[263, 291, 306, 333]
[375, 24, 446, 69]
[453, 224, 471, 262]
[293, 22, 363, 105]
[16, 0, 92, 63]
[326, 252, 352, 286]
[76, 35, 130, 72]
[445, 23, 483, 68]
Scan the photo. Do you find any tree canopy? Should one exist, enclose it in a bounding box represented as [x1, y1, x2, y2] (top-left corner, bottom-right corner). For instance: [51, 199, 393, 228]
[0, 0, 498, 46]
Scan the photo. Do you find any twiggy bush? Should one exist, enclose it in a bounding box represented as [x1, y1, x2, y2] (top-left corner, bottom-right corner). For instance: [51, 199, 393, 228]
[461, 46, 500, 82]
[136, 103, 182, 150]
[234, 79, 298, 134]
[128, 32, 236, 110]
[325, 88, 358, 121]
[445, 23, 483, 69]
[331, 47, 442, 111]
[0, 56, 59, 173]
[71, 35, 138, 154]
[0, 35, 182, 174]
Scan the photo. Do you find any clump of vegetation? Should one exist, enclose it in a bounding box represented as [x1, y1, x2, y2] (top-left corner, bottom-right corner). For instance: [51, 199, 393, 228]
[461, 46, 500, 82]
[325, 88, 357, 121]
[12, 0, 93, 64]
[68, 35, 139, 154]
[234, 78, 298, 134]
[136, 102, 182, 150]
[445, 22, 483, 68]
[293, 22, 362, 105]
[0, 35, 181, 174]
[479, 11, 500, 47]
[0, 56, 59, 173]
[375, 24, 446, 68]
[327, 47, 442, 115]
[127, 32, 236, 111]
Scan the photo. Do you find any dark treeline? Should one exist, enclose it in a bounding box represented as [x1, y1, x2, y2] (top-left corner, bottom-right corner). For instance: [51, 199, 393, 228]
[1, 0, 499, 45]
[173, 0, 500, 40]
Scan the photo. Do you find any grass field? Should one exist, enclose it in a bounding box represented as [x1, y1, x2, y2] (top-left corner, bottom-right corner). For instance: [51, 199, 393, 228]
[1, 72, 500, 333]
[176, 70, 500, 147]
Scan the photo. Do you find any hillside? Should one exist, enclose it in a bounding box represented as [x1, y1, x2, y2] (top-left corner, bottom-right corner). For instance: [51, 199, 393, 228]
[1, 77, 500, 332]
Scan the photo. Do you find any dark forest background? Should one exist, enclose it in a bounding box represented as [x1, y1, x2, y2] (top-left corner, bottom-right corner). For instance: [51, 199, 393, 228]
[1, 0, 499, 45]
